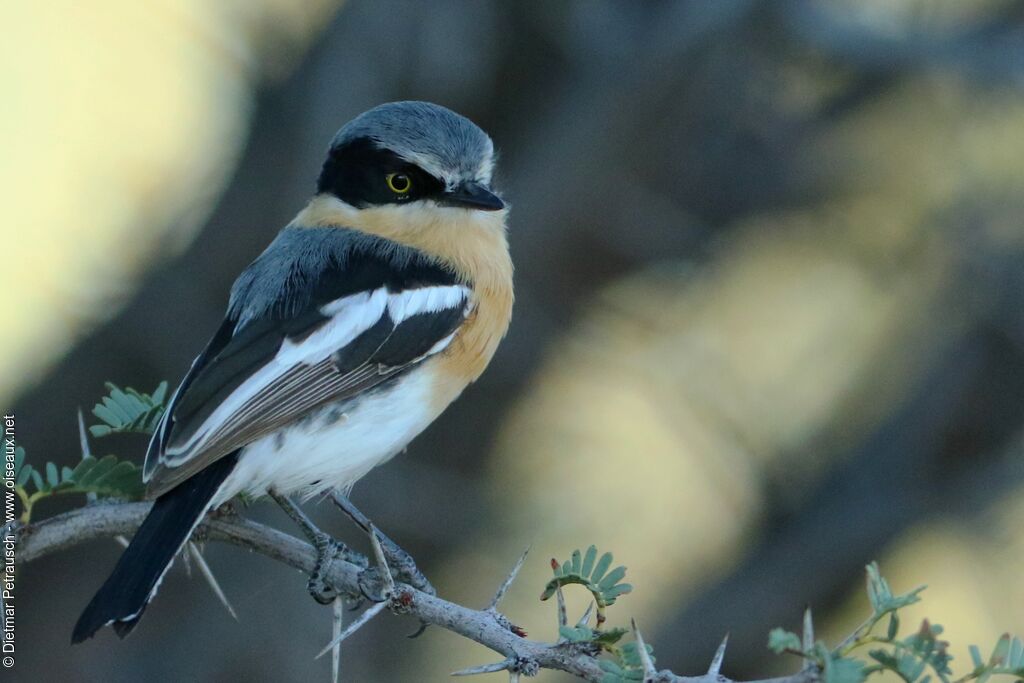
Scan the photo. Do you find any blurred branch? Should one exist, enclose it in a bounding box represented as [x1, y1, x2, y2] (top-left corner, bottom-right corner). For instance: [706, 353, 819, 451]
[781, 0, 1024, 82]
[659, 332, 1024, 675]
[13, 501, 819, 683]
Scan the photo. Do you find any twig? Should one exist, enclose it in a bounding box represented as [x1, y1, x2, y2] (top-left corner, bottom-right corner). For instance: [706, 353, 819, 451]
[15, 502, 822, 683]
[834, 614, 874, 655]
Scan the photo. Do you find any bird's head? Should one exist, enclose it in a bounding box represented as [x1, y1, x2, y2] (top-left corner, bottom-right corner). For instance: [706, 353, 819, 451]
[316, 101, 504, 212]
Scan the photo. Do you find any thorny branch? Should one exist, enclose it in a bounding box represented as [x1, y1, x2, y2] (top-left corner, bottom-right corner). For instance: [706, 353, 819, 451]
[11, 502, 820, 683]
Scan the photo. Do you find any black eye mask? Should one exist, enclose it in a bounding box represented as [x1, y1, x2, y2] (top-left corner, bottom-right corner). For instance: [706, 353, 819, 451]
[317, 137, 445, 207]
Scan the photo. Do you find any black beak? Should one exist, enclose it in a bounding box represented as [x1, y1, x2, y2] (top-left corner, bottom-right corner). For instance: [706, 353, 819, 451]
[440, 181, 504, 211]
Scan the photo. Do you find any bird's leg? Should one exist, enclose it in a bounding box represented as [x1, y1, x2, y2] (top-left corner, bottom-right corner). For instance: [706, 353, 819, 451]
[269, 490, 369, 604]
[328, 491, 436, 598]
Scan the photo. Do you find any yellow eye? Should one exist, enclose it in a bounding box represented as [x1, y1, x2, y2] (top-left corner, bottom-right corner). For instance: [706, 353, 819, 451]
[386, 173, 412, 195]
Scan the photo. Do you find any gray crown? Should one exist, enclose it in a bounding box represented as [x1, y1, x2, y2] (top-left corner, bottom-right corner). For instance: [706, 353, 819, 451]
[330, 101, 495, 184]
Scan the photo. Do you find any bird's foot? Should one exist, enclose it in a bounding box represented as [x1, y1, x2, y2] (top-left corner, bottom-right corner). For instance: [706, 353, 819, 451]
[355, 564, 389, 603]
[268, 490, 369, 604]
[354, 535, 433, 604]
[370, 529, 435, 596]
[329, 492, 436, 598]
[308, 534, 368, 605]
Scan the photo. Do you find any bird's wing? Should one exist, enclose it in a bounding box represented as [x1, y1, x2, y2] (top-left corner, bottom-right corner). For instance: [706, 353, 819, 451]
[143, 236, 470, 498]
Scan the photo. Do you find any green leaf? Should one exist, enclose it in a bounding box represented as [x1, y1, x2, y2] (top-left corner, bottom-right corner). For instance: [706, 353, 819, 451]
[1007, 636, 1024, 671]
[600, 658, 631, 683]
[902, 621, 951, 678]
[92, 404, 121, 427]
[581, 545, 597, 577]
[991, 634, 1012, 667]
[592, 552, 613, 583]
[104, 387, 132, 422]
[559, 625, 593, 642]
[72, 456, 145, 499]
[18, 453, 144, 501]
[769, 628, 803, 654]
[16, 462, 32, 487]
[970, 645, 984, 670]
[599, 660, 625, 674]
[618, 641, 655, 669]
[598, 566, 627, 591]
[604, 583, 632, 599]
[865, 562, 926, 616]
[45, 462, 59, 488]
[550, 559, 563, 578]
[13, 446, 25, 475]
[826, 655, 868, 683]
[90, 381, 168, 437]
[873, 648, 923, 682]
[540, 546, 631, 609]
[593, 627, 629, 646]
[888, 614, 900, 640]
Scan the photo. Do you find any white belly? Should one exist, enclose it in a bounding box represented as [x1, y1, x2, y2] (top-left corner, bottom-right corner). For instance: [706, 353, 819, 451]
[214, 368, 438, 504]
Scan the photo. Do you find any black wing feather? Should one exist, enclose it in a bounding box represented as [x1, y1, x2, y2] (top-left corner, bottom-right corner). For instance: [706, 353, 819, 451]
[143, 227, 468, 498]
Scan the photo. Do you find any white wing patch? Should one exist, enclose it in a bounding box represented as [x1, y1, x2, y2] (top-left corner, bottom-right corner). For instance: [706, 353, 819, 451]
[386, 285, 469, 323]
[163, 284, 469, 461]
[279, 288, 388, 365]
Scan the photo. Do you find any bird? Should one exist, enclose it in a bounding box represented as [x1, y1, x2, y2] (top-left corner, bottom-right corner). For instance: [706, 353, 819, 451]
[72, 101, 513, 643]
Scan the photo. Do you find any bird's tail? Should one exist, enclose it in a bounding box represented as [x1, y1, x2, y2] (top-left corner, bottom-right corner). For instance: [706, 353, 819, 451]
[72, 453, 239, 643]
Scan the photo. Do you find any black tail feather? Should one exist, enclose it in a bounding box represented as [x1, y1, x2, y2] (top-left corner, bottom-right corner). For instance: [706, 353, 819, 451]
[72, 453, 238, 643]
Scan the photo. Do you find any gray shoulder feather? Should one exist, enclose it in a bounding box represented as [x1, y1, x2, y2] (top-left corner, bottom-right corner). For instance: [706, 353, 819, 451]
[229, 228, 413, 327]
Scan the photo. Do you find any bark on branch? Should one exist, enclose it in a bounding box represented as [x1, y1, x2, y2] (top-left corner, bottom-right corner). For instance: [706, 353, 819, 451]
[12, 502, 818, 683]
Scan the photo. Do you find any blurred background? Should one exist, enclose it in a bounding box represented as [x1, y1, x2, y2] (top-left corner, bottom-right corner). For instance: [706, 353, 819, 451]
[5, 1, 1024, 681]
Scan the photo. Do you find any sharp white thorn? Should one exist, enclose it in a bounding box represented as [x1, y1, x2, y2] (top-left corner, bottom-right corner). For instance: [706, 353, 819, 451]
[802, 607, 814, 671]
[555, 585, 567, 629]
[576, 602, 594, 628]
[189, 542, 237, 620]
[316, 601, 387, 659]
[708, 633, 729, 676]
[77, 409, 92, 459]
[77, 409, 99, 504]
[332, 597, 344, 683]
[631, 618, 657, 678]
[488, 546, 530, 610]
[368, 524, 395, 596]
[450, 660, 511, 676]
